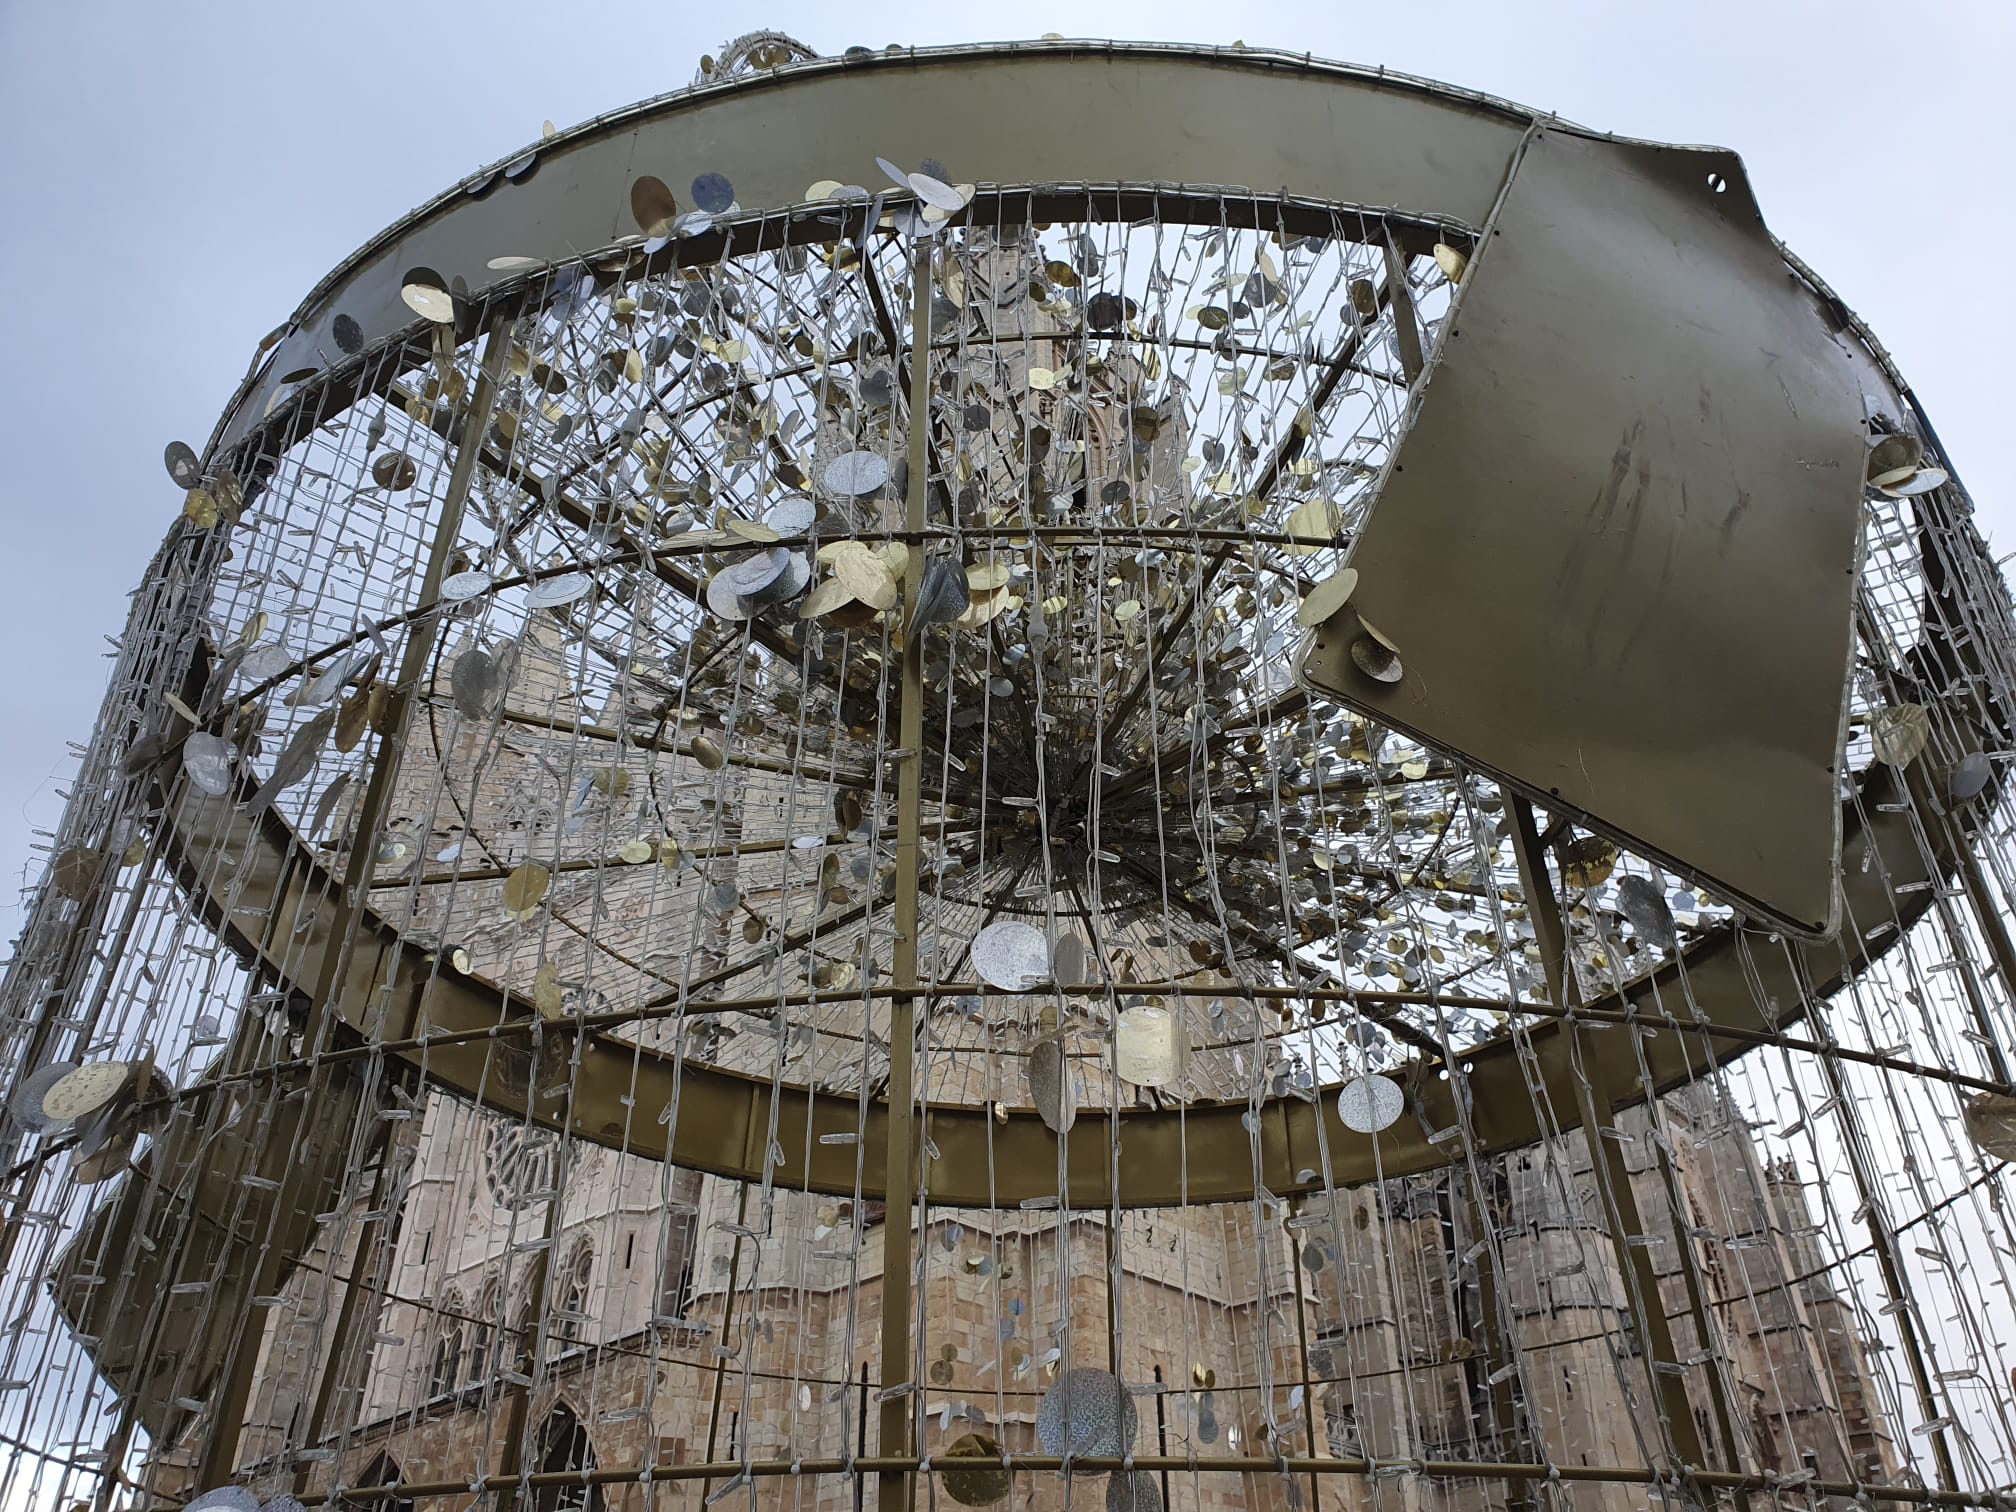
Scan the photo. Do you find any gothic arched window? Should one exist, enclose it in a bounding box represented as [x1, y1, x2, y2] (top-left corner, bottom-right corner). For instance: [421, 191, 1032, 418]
[359, 1453, 414, 1512]
[532, 1404, 601, 1512]
[554, 1241, 593, 1343]
[468, 1276, 502, 1383]
[428, 1290, 465, 1398]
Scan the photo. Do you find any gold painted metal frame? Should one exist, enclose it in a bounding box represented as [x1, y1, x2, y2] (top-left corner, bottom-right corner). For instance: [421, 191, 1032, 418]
[38, 41, 2013, 1506]
[148, 40, 2009, 1215]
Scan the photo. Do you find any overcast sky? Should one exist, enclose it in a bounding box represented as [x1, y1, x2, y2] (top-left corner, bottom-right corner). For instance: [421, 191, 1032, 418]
[0, 0, 2009, 928]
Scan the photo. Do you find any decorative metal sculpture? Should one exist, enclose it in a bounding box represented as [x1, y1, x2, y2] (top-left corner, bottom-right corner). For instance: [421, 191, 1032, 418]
[5, 37, 2015, 1512]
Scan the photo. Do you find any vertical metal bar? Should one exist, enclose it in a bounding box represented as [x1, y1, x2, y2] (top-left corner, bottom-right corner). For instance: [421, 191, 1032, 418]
[1067, 877, 1124, 1377]
[701, 1110, 762, 1503]
[1951, 843, 2016, 1084]
[856, 1360, 871, 1512]
[1286, 1206, 1324, 1512]
[289, 1135, 403, 1491]
[196, 315, 512, 1491]
[1903, 761, 2016, 1085]
[1807, 772, 1963, 1491]
[1814, 1049, 1959, 1492]
[1506, 798, 1709, 1489]
[1103, 1217, 1121, 1377]
[1642, 1127, 1752, 1510]
[875, 241, 933, 1512]
[494, 1173, 565, 1512]
[1152, 1364, 1170, 1512]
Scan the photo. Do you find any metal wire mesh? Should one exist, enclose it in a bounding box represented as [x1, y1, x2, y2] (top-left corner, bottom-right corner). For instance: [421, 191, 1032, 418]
[5, 55, 2016, 1512]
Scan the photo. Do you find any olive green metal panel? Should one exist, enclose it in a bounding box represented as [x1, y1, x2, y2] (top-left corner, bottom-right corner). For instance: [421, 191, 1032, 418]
[210, 44, 1534, 460]
[1303, 128, 1866, 936]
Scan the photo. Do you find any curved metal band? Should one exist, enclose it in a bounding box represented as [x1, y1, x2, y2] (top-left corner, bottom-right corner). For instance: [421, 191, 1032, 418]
[204, 41, 1751, 464]
[155, 735, 1970, 1210]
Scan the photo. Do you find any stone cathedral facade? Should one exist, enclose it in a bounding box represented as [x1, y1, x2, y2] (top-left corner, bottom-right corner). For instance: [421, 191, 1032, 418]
[222, 1048, 1894, 1512]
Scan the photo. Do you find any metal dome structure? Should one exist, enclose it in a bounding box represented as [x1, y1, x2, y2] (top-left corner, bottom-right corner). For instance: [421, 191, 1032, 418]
[6, 36, 2016, 1512]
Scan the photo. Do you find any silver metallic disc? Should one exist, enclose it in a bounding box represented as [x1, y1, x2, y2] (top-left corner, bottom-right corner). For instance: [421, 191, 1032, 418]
[1120, 1008, 1177, 1088]
[719, 547, 793, 598]
[182, 733, 235, 797]
[1951, 751, 1993, 803]
[941, 1432, 1011, 1508]
[75, 1101, 127, 1161]
[888, 203, 937, 239]
[709, 550, 797, 619]
[441, 569, 493, 603]
[1026, 1038, 1075, 1134]
[526, 571, 592, 609]
[746, 553, 811, 612]
[690, 172, 736, 214]
[1882, 466, 1950, 498]
[1349, 635, 1403, 683]
[909, 171, 967, 212]
[1107, 1472, 1163, 1512]
[9, 1061, 81, 1132]
[705, 570, 755, 621]
[297, 649, 361, 707]
[74, 1127, 138, 1185]
[764, 496, 818, 535]
[1036, 1368, 1137, 1463]
[913, 558, 972, 628]
[972, 921, 1050, 990]
[1336, 1074, 1404, 1134]
[1051, 932, 1086, 987]
[240, 644, 293, 681]
[710, 547, 799, 619]
[451, 648, 500, 720]
[1866, 433, 1922, 479]
[1615, 874, 1676, 950]
[400, 279, 455, 323]
[823, 451, 890, 498]
[40, 1062, 132, 1126]
[1114, 1006, 1181, 1088]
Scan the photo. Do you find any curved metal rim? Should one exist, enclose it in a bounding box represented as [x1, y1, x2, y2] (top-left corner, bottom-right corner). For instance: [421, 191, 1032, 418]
[193, 36, 1935, 518]
[229, 39, 1543, 358]
[201, 38, 1750, 469]
[149, 701, 1993, 1208]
